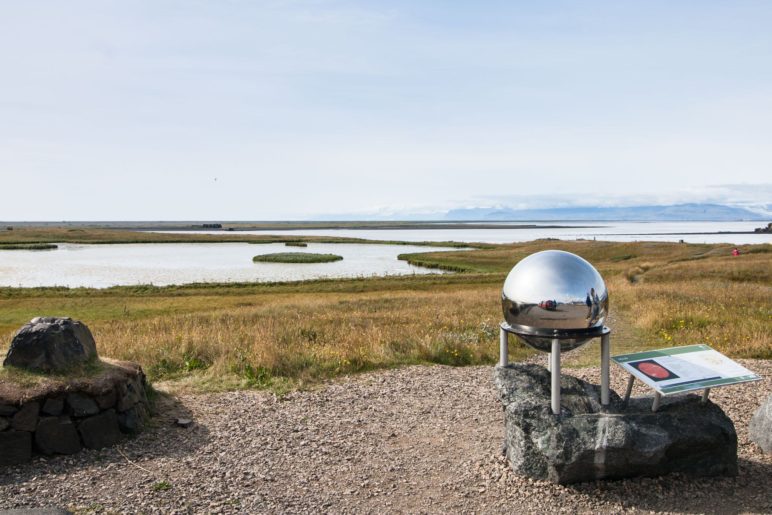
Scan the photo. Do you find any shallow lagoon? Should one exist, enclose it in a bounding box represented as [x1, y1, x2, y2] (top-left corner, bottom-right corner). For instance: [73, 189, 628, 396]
[164, 221, 771, 245]
[2, 222, 769, 288]
[0, 242, 455, 289]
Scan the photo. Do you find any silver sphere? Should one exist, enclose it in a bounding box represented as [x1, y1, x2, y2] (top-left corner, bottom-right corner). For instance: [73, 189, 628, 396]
[501, 250, 608, 352]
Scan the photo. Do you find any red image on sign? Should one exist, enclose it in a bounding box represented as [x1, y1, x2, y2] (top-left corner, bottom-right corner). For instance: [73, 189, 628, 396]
[630, 359, 679, 382]
[638, 362, 670, 379]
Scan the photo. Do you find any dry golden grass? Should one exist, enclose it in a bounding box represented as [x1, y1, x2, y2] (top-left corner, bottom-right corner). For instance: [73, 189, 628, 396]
[86, 287, 533, 391]
[607, 247, 771, 358]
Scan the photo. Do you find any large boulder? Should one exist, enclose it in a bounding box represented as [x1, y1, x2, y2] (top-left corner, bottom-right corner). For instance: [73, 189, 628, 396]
[3, 317, 97, 372]
[749, 394, 772, 453]
[495, 363, 737, 484]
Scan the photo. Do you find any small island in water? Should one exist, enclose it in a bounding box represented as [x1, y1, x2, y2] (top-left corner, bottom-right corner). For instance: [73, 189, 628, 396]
[252, 252, 343, 263]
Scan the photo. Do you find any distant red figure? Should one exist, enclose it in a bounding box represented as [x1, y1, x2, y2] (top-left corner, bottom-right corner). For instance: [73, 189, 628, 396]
[732, 248, 740, 257]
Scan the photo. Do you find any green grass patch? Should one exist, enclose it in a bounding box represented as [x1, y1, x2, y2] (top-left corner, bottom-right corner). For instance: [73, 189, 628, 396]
[152, 481, 172, 492]
[253, 252, 343, 263]
[284, 242, 308, 247]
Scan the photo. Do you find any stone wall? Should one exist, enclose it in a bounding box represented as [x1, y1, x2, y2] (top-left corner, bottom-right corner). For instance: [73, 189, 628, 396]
[0, 360, 151, 466]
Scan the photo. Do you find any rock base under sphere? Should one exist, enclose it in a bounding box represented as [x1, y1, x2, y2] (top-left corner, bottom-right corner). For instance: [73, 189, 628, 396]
[494, 363, 737, 484]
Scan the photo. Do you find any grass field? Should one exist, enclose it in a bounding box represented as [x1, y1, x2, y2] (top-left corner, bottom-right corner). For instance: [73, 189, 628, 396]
[0, 230, 769, 392]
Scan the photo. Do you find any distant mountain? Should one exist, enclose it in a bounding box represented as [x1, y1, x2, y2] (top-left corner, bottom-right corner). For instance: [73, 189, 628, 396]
[444, 203, 768, 221]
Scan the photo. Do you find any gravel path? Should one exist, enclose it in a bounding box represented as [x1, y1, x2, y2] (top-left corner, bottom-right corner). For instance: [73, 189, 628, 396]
[1, 359, 770, 514]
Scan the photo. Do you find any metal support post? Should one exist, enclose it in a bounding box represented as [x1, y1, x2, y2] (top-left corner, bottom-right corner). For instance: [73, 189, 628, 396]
[701, 388, 711, 404]
[551, 338, 561, 415]
[623, 375, 635, 405]
[652, 392, 662, 412]
[600, 333, 610, 406]
[499, 326, 508, 367]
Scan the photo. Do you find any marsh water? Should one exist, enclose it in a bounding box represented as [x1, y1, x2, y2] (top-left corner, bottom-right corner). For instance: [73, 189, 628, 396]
[1, 222, 768, 288]
[164, 221, 770, 245]
[0, 242, 455, 288]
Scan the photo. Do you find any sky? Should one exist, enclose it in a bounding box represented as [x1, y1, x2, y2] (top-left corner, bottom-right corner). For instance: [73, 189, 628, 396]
[1, 1, 771, 220]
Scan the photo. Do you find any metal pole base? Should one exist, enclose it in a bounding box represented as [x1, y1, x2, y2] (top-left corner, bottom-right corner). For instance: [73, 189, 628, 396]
[652, 392, 662, 412]
[623, 375, 635, 405]
[600, 333, 610, 406]
[499, 327, 508, 367]
[499, 323, 610, 416]
[551, 339, 561, 415]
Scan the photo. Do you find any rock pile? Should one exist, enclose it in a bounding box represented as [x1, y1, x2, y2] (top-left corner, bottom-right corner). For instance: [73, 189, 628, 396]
[494, 363, 738, 484]
[0, 361, 150, 466]
[1, 317, 151, 467]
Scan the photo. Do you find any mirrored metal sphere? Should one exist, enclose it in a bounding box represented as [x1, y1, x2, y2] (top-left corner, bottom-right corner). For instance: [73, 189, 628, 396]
[501, 250, 608, 352]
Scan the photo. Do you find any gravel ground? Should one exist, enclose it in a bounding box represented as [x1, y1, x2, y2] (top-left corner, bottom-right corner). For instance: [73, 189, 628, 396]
[0, 359, 770, 514]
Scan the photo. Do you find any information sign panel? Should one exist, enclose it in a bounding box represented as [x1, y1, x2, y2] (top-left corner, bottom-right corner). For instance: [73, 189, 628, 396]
[612, 344, 760, 395]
